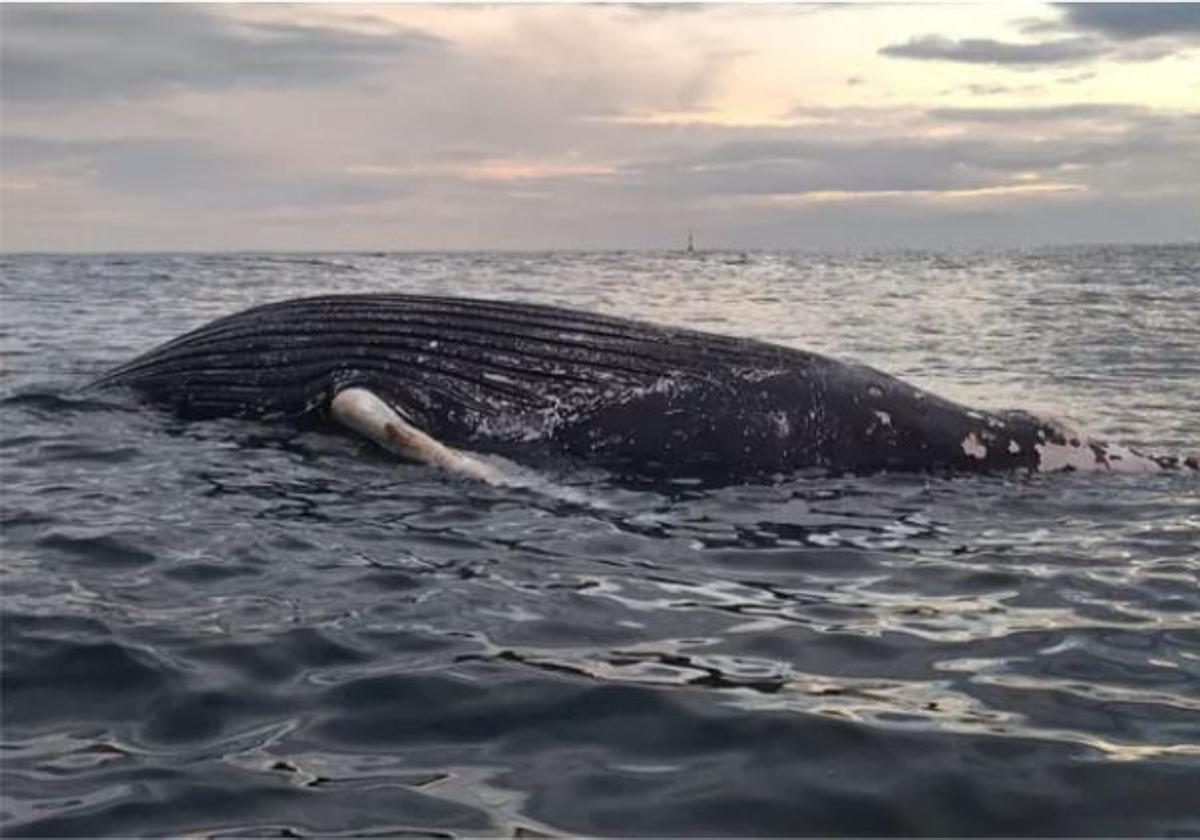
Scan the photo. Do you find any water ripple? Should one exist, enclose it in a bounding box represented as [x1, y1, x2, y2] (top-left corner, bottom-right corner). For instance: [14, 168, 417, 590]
[2, 248, 1198, 836]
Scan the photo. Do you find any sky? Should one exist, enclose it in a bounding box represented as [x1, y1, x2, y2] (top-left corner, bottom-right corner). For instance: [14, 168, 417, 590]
[1, 2, 1198, 252]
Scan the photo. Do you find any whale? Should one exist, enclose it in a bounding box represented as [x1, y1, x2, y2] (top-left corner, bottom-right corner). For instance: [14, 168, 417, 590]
[90, 293, 1194, 481]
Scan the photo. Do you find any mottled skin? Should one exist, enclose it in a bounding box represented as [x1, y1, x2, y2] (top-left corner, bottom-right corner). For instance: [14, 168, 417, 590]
[91, 294, 1185, 479]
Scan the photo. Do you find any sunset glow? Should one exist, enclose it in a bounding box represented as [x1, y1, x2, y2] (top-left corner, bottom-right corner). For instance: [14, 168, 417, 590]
[2, 3, 1197, 251]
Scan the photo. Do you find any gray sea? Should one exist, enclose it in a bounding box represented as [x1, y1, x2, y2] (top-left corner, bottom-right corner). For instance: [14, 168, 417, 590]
[2, 246, 1198, 837]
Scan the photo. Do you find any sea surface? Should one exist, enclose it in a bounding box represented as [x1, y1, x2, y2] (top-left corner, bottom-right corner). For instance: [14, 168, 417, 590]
[2, 246, 1198, 837]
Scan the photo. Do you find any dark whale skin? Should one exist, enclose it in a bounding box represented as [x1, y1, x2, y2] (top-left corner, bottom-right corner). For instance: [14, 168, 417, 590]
[92, 293, 1091, 478]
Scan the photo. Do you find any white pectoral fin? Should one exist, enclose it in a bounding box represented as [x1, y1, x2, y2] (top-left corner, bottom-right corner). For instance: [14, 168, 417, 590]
[330, 387, 504, 484]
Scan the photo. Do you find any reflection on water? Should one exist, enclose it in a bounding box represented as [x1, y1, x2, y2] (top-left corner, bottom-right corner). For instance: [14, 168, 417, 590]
[2, 247, 1198, 836]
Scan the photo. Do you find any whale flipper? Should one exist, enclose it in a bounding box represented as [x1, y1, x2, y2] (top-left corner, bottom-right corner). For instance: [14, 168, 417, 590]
[330, 387, 505, 483]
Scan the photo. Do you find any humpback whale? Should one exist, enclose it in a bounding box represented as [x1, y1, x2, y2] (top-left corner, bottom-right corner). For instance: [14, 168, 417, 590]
[91, 294, 1193, 481]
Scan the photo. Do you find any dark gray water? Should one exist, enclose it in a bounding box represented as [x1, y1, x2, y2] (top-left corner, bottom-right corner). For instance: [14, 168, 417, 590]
[2, 247, 1198, 837]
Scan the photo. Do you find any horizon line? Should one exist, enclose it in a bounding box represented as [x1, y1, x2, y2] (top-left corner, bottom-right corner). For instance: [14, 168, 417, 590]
[4, 239, 1198, 258]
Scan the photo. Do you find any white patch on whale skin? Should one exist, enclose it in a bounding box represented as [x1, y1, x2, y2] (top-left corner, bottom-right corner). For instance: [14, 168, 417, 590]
[734, 366, 788, 383]
[1035, 439, 1164, 473]
[1034, 440, 1098, 472]
[874, 410, 892, 427]
[1008, 440, 1021, 454]
[961, 432, 988, 460]
[1029, 413, 1166, 473]
[768, 411, 791, 438]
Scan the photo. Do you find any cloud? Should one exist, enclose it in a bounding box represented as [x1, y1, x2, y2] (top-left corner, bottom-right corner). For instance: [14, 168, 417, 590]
[0, 134, 395, 213]
[344, 157, 621, 184]
[1056, 70, 1097, 85]
[884, 4, 1200, 70]
[926, 104, 1148, 123]
[627, 138, 1029, 202]
[616, 105, 1200, 209]
[2, 5, 1197, 251]
[879, 35, 1105, 66]
[0, 4, 441, 103]
[749, 182, 1087, 206]
[10, 98, 1195, 248]
[1057, 3, 1200, 41]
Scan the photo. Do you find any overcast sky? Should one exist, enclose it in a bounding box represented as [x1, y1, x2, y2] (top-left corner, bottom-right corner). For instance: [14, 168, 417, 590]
[2, 2, 1197, 252]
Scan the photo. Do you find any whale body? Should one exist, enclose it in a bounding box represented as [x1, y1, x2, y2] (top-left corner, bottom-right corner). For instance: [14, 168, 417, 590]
[91, 293, 1190, 479]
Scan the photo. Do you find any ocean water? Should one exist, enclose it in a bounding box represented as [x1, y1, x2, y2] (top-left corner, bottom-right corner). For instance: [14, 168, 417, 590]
[1, 246, 1198, 837]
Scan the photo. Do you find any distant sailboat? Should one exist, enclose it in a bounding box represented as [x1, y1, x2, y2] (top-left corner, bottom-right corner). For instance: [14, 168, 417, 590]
[686, 229, 696, 254]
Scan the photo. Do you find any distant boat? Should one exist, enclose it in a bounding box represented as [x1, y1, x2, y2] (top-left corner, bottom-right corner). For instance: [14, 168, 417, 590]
[681, 231, 748, 264]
